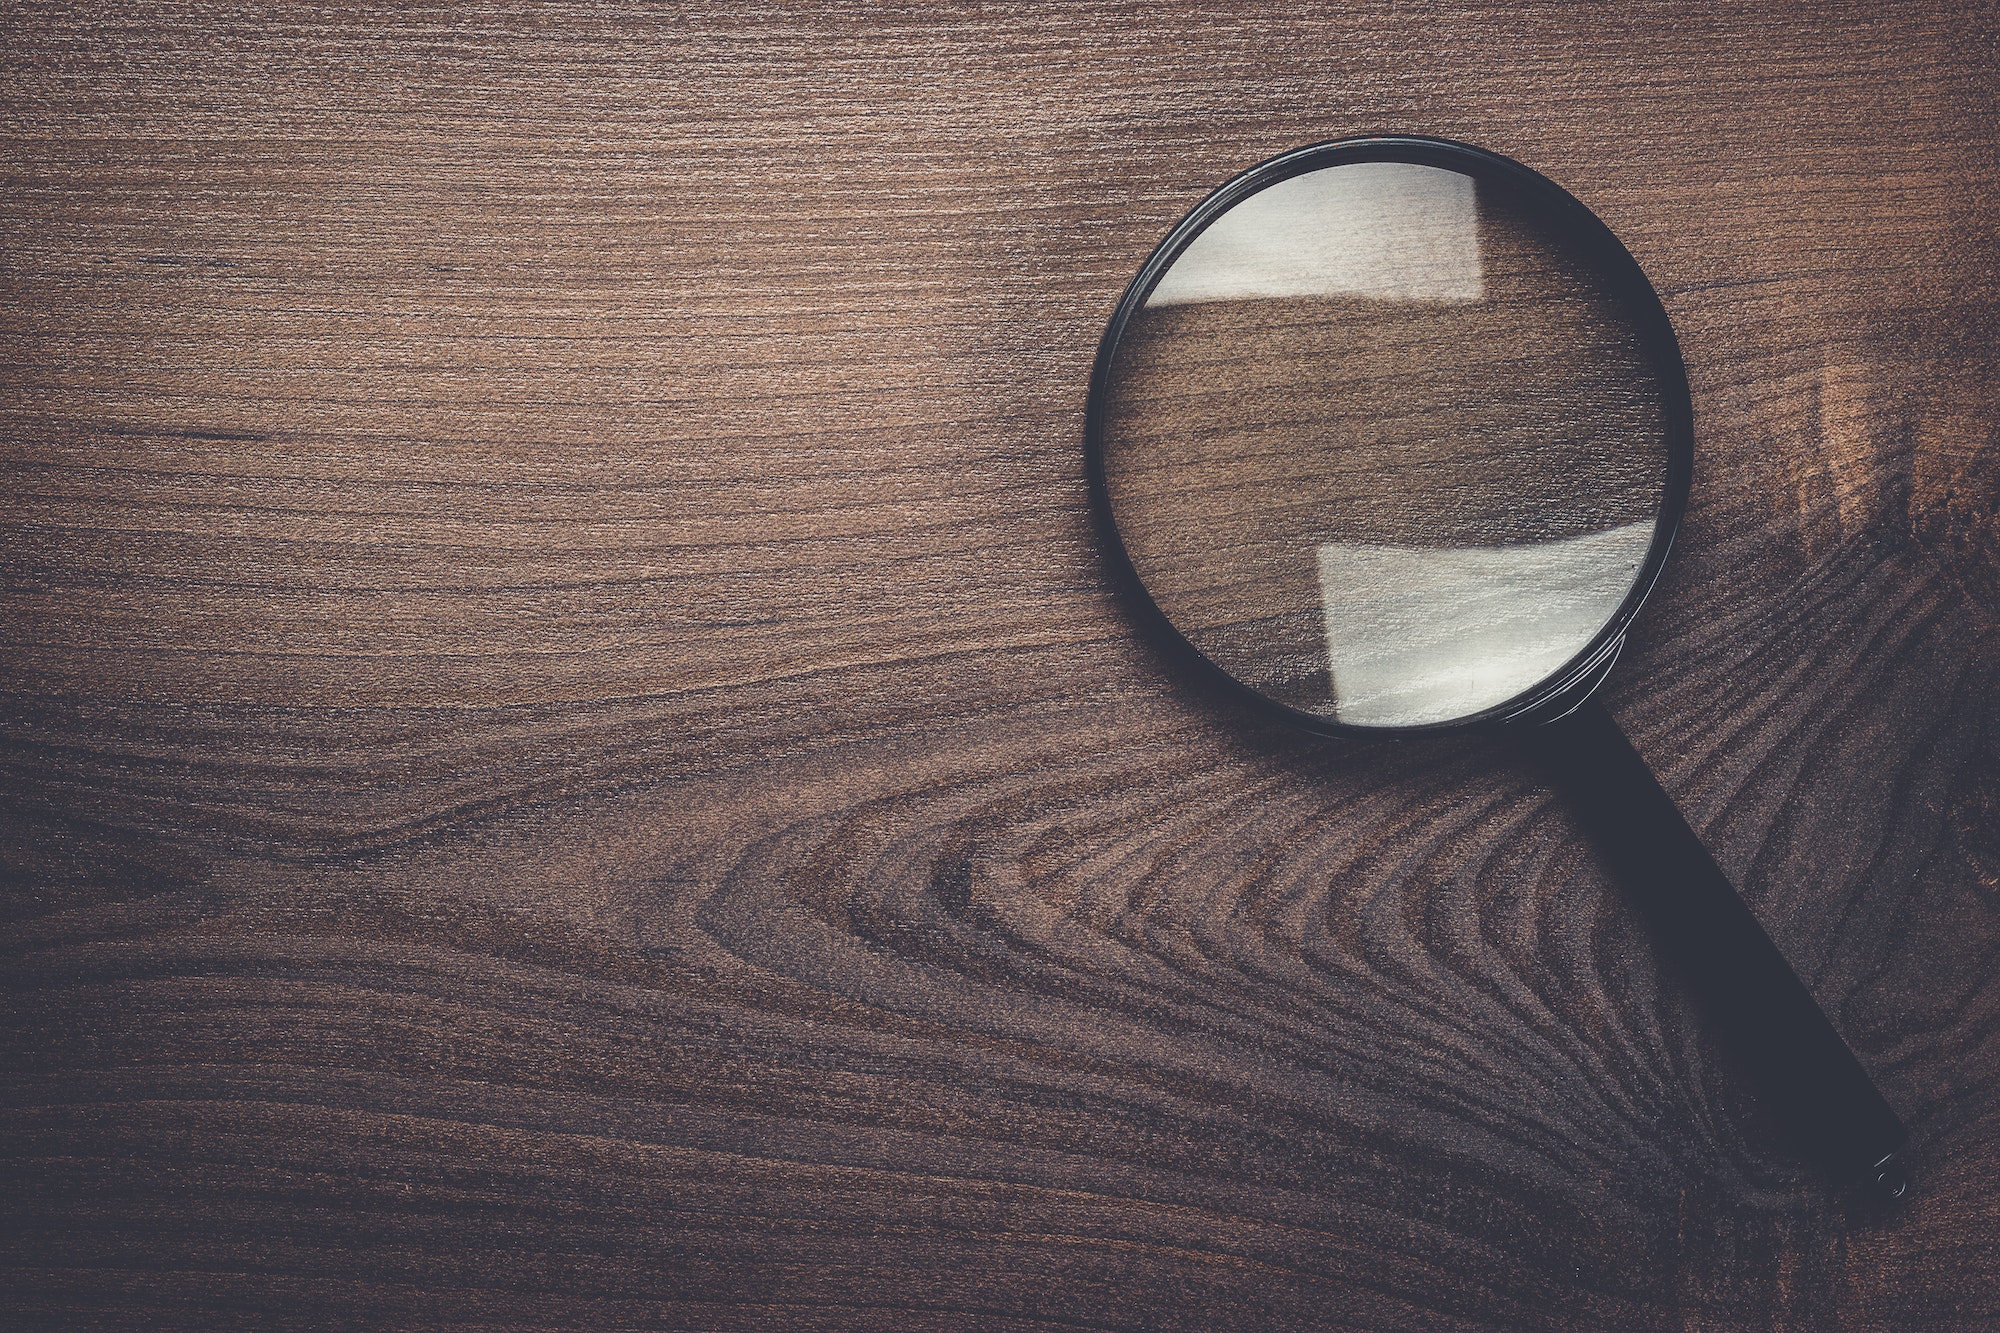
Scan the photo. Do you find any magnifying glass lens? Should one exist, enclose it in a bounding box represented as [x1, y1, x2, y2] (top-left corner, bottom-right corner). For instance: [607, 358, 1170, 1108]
[1099, 158, 1674, 727]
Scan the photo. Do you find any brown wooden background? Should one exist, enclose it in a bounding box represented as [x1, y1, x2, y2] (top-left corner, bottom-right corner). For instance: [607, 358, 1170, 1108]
[4, 3, 1998, 1329]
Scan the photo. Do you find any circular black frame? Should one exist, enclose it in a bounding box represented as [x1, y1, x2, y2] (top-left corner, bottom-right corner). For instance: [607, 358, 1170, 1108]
[1083, 135, 1696, 737]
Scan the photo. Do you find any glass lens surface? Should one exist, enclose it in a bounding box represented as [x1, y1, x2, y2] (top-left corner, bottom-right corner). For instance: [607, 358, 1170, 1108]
[1098, 157, 1674, 728]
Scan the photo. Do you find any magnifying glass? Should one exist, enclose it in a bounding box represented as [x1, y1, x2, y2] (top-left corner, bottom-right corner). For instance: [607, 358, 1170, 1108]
[1085, 136, 1909, 1201]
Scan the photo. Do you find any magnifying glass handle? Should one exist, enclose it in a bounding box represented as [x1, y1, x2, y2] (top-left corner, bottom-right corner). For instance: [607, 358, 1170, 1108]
[1526, 697, 1909, 1200]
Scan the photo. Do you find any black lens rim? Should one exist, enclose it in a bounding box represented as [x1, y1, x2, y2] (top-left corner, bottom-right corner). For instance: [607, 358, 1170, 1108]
[1083, 135, 1695, 737]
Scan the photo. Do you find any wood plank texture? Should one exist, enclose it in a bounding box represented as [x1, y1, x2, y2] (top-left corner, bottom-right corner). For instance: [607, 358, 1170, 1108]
[3, 3, 1998, 1329]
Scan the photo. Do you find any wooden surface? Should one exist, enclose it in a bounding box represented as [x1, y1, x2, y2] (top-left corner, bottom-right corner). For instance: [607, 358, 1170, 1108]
[3, 3, 1998, 1329]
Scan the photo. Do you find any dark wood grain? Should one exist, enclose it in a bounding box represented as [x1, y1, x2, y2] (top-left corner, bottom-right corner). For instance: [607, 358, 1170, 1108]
[3, 3, 1998, 1329]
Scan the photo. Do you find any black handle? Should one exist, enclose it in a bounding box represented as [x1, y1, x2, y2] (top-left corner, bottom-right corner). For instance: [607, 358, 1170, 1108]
[1525, 697, 1908, 1199]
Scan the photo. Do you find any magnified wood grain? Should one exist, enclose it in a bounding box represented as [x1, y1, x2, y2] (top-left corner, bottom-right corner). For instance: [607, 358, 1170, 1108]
[1099, 176, 1671, 712]
[3, 3, 1998, 1330]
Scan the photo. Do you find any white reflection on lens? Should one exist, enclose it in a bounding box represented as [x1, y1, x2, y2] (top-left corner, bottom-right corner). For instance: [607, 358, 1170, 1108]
[1315, 523, 1655, 727]
[1145, 161, 1483, 307]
